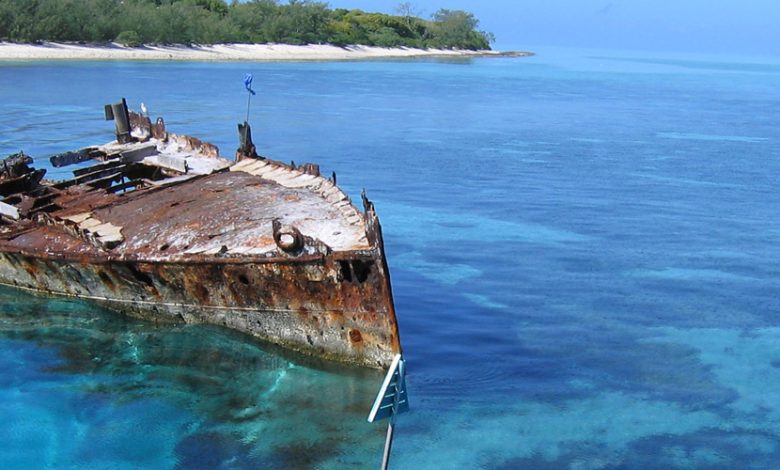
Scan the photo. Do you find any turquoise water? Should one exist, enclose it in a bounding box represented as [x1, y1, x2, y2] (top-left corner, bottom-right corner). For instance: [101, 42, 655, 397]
[1, 48, 780, 468]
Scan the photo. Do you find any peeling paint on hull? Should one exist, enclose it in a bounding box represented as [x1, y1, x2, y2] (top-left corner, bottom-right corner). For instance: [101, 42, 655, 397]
[0, 248, 400, 367]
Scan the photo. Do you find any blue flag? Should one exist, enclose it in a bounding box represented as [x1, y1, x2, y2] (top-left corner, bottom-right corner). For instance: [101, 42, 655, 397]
[244, 73, 256, 95]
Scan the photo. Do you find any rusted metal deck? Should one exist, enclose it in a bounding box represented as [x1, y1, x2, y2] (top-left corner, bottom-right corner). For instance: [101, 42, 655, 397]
[0, 100, 401, 368]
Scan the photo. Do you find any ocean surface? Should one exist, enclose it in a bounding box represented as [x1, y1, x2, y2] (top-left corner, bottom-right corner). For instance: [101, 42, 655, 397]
[1, 47, 780, 468]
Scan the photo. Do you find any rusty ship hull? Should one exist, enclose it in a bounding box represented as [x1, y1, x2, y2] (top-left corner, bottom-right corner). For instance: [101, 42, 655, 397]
[0, 102, 401, 368]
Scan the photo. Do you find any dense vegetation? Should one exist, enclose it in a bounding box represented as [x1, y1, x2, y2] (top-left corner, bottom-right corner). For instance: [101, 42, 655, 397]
[0, 0, 494, 50]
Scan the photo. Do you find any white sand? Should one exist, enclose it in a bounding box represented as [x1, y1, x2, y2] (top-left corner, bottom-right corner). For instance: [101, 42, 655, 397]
[0, 42, 511, 61]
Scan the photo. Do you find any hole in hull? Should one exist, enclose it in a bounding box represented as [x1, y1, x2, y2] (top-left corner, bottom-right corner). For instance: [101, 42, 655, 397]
[339, 260, 352, 282]
[352, 260, 372, 283]
[98, 271, 115, 289]
[125, 263, 155, 288]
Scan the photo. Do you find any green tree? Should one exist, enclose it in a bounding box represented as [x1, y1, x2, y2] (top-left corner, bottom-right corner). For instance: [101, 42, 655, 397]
[395, 2, 419, 37]
[0, 0, 494, 49]
[429, 8, 491, 50]
[115, 30, 142, 47]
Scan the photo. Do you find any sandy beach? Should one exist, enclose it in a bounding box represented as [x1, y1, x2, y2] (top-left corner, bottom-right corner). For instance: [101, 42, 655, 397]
[0, 42, 530, 61]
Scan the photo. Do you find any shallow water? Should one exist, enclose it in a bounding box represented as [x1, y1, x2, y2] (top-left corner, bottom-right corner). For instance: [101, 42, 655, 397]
[1, 48, 780, 468]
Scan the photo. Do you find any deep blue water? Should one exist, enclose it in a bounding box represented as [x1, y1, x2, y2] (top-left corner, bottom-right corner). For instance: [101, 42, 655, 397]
[1, 48, 780, 468]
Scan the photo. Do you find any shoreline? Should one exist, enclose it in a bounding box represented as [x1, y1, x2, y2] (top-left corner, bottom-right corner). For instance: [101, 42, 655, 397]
[0, 42, 533, 62]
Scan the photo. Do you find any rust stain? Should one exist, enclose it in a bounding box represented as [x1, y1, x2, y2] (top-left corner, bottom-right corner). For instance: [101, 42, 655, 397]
[349, 328, 363, 343]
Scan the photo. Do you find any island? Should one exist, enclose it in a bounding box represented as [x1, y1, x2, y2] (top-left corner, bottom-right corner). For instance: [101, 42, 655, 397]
[0, 0, 533, 61]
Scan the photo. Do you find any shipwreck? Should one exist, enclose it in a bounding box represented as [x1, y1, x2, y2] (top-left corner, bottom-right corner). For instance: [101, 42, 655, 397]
[0, 99, 401, 368]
